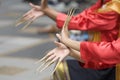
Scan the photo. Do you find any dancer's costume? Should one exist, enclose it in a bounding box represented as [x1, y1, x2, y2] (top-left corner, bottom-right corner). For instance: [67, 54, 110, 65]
[53, 0, 120, 80]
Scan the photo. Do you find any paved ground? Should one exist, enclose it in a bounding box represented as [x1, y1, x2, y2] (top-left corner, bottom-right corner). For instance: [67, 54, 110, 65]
[0, 0, 57, 80]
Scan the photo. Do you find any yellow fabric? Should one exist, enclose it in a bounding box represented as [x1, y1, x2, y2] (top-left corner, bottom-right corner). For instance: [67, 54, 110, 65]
[53, 61, 70, 80]
[116, 26, 120, 80]
[116, 64, 120, 80]
[91, 1, 120, 79]
[106, 0, 120, 14]
[88, 31, 101, 42]
[97, 0, 120, 14]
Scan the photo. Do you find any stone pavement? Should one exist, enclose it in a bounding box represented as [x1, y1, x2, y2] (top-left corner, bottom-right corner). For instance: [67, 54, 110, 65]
[0, 0, 56, 80]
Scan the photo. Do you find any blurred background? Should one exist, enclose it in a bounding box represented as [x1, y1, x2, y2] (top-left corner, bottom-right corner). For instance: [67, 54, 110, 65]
[0, 0, 95, 80]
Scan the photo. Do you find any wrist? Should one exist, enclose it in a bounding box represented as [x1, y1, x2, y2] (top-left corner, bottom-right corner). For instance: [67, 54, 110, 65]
[43, 7, 51, 14]
[62, 37, 69, 45]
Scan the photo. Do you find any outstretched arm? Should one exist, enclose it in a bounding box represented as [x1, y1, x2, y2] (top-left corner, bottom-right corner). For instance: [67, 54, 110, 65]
[20, 0, 58, 21]
[56, 16, 120, 69]
[20, 0, 118, 31]
[38, 41, 84, 66]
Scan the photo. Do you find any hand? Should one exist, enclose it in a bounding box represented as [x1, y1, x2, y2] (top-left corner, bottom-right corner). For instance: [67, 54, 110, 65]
[16, 0, 48, 26]
[36, 41, 70, 73]
[22, 3, 44, 21]
[44, 41, 69, 63]
[56, 25, 69, 44]
[23, 0, 48, 21]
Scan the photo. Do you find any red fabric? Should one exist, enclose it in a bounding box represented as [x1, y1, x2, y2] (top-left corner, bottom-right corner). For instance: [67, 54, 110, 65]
[80, 38, 120, 69]
[56, 1, 119, 42]
[56, 0, 120, 69]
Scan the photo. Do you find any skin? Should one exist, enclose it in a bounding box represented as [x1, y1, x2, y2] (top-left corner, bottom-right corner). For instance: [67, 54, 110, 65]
[21, 0, 120, 69]
[21, 0, 83, 63]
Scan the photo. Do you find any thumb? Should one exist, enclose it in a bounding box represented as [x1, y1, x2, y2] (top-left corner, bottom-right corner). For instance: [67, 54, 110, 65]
[29, 3, 40, 9]
[54, 41, 61, 47]
[56, 33, 61, 41]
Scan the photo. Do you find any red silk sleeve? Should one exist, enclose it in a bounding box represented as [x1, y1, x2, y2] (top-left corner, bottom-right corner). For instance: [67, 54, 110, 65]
[56, 2, 118, 31]
[80, 38, 120, 69]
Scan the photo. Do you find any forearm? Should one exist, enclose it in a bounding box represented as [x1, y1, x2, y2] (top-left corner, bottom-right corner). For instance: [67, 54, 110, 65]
[43, 7, 59, 21]
[63, 38, 80, 51]
[69, 48, 84, 63]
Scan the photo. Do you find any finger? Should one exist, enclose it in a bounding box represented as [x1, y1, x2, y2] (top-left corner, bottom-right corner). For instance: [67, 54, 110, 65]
[15, 19, 26, 27]
[51, 56, 59, 63]
[35, 50, 49, 64]
[54, 41, 64, 48]
[16, 12, 33, 27]
[54, 41, 61, 47]
[56, 34, 61, 41]
[29, 3, 40, 9]
[35, 50, 53, 64]
[45, 53, 56, 62]
[21, 18, 34, 30]
[36, 61, 47, 71]
[23, 9, 33, 18]
[35, 54, 48, 64]
[51, 58, 62, 75]
[35, 55, 48, 64]
[39, 60, 54, 72]
[36, 54, 56, 72]
[23, 13, 34, 21]
[62, 8, 75, 30]
[37, 56, 58, 72]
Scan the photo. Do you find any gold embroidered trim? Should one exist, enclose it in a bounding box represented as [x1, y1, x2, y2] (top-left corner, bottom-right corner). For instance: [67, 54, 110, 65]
[116, 64, 120, 80]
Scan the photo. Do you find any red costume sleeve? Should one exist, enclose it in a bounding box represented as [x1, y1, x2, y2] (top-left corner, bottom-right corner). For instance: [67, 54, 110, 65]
[56, 0, 118, 31]
[80, 38, 120, 69]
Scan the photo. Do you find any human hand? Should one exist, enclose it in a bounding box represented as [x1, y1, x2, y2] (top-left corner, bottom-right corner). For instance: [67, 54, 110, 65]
[56, 26, 69, 44]
[56, 8, 75, 43]
[16, 3, 44, 28]
[36, 41, 70, 74]
[16, 0, 48, 29]
[22, 0, 48, 21]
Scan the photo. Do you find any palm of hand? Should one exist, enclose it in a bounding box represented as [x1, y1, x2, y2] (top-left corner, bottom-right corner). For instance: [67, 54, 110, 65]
[23, 8, 44, 21]
[31, 8, 44, 18]
[35, 43, 69, 73]
[45, 42, 70, 63]
[53, 46, 69, 60]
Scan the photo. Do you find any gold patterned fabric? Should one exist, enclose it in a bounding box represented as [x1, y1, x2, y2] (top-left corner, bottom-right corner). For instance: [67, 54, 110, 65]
[53, 61, 70, 80]
[116, 25, 120, 80]
[106, 0, 120, 14]
[116, 64, 120, 80]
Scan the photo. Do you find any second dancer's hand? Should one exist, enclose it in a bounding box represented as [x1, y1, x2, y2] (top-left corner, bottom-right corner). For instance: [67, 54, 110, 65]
[22, 0, 48, 22]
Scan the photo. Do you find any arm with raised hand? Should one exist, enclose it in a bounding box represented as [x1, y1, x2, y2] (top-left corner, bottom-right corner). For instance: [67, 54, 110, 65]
[21, 0, 59, 22]
[20, 0, 118, 31]
[38, 41, 84, 68]
[56, 18, 120, 69]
